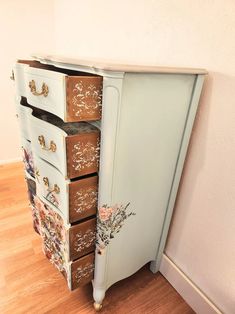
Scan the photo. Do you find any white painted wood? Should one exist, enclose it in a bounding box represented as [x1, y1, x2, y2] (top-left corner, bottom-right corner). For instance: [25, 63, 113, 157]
[93, 76, 123, 304]
[103, 73, 197, 290]
[29, 113, 67, 177]
[24, 67, 66, 120]
[150, 74, 205, 273]
[16, 102, 33, 141]
[14, 62, 29, 97]
[160, 254, 222, 314]
[34, 155, 70, 223]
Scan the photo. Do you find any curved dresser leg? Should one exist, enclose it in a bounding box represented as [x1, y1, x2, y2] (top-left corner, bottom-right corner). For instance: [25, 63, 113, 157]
[93, 287, 105, 311]
[150, 260, 160, 274]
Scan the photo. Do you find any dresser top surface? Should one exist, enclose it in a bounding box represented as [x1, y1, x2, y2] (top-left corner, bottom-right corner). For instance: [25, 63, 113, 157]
[32, 54, 207, 75]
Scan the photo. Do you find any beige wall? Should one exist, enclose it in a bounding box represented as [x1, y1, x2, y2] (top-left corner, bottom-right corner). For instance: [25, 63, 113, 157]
[54, 1, 235, 313]
[0, 0, 55, 162]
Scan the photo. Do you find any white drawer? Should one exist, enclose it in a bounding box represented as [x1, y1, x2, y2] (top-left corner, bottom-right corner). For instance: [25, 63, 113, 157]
[16, 101, 32, 141]
[34, 156, 98, 224]
[15, 60, 103, 122]
[14, 60, 50, 97]
[29, 109, 100, 179]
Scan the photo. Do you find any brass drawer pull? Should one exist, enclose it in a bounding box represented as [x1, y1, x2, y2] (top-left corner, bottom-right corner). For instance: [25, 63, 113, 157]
[38, 135, 56, 152]
[10, 70, 15, 81]
[43, 177, 60, 194]
[29, 79, 49, 97]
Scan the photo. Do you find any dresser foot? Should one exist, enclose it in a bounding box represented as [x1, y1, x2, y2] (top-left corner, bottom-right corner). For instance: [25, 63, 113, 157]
[94, 302, 103, 311]
[93, 286, 105, 311]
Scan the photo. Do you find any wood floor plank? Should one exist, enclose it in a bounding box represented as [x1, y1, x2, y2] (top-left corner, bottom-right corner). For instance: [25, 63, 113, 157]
[0, 162, 194, 313]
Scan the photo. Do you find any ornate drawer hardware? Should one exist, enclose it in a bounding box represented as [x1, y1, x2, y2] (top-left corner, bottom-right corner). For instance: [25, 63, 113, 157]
[43, 177, 60, 194]
[10, 70, 15, 81]
[38, 135, 57, 152]
[29, 79, 49, 97]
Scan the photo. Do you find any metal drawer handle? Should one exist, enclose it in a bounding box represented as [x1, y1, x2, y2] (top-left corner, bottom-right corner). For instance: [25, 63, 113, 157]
[10, 70, 15, 81]
[29, 79, 49, 97]
[43, 177, 60, 194]
[38, 135, 56, 152]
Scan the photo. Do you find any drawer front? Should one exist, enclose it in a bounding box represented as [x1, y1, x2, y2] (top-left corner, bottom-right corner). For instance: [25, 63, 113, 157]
[30, 113, 67, 177]
[69, 218, 96, 261]
[21, 138, 35, 178]
[34, 196, 68, 272]
[34, 156, 69, 220]
[25, 67, 66, 120]
[14, 62, 28, 96]
[30, 111, 100, 179]
[70, 253, 95, 290]
[34, 156, 98, 223]
[22, 64, 102, 122]
[33, 196, 96, 279]
[16, 104, 32, 141]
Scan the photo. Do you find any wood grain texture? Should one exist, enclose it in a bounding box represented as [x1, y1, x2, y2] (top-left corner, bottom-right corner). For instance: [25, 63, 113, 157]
[0, 162, 194, 314]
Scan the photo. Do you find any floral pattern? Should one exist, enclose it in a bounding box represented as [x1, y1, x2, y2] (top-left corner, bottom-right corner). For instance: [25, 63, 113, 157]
[44, 189, 60, 208]
[31, 205, 40, 234]
[72, 81, 102, 118]
[71, 137, 100, 172]
[33, 196, 95, 289]
[22, 146, 34, 177]
[73, 187, 98, 214]
[34, 196, 67, 273]
[74, 229, 96, 253]
[72, 263, 95, 285]
[96, 203, 136, 254]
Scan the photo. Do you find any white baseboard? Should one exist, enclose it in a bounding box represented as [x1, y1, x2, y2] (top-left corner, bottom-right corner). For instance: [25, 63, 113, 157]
[159, 254, 222, 314]
[0, 157, 21, 165]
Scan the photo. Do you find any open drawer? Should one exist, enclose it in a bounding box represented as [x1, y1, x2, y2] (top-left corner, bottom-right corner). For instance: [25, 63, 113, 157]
[29, 106, 100, 179]
[32, 196, 95, 290]
[34, 155, 98, 224]
[14, 60, 103, 122]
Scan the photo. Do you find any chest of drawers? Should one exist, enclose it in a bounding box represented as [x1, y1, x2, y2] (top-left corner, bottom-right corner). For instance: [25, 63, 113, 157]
[13, 55, 206, 310]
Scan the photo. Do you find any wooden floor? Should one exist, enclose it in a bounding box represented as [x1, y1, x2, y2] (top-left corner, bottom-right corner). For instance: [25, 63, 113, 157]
[0, 162, 194, 314]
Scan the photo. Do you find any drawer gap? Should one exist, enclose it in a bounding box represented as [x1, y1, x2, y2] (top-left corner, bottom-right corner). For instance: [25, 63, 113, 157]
[70, 172, 98, 182]
[70, 214, 97, 226]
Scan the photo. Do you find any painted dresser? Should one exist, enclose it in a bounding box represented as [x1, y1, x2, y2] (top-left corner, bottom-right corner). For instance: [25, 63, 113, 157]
[12, 55, 206, 310]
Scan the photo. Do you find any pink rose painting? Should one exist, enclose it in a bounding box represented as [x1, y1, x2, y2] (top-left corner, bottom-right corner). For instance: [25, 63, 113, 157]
[96, 203, 135, 255]
[99, 206, 114, 221]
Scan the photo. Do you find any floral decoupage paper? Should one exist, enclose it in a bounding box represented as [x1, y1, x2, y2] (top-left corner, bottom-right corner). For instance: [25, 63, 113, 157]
[96, 203, 136, 255]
